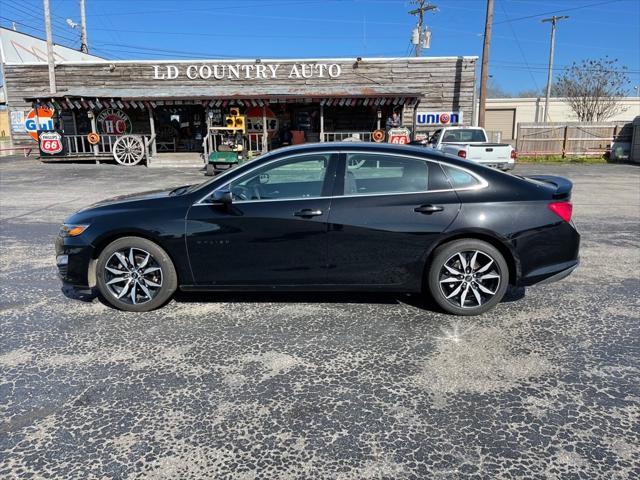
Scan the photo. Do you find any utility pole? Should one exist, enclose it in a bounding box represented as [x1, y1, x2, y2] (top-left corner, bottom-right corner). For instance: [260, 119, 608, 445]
[541, 16, 569, 122]
[79, 0, 89, 53]
[43, 0, 56, 94]
[409, 0, 437, 57]
[478, 0, 494, 128]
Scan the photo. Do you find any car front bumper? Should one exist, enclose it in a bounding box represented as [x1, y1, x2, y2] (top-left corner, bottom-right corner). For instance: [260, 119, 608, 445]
[54, 235, 94, 289]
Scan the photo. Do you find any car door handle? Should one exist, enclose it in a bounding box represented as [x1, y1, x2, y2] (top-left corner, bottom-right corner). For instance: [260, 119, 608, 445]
[294, 209, 323, 218]
[414, 204, 444, 214]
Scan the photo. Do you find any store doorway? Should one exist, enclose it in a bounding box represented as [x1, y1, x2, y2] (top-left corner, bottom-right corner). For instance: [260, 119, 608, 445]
[153, 104, 206, 154]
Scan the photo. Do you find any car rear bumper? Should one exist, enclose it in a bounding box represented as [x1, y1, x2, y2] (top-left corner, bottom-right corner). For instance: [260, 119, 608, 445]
[514, 220, 580, 287]
[54, 235, 94, 289]
[521, 259, 579, 286]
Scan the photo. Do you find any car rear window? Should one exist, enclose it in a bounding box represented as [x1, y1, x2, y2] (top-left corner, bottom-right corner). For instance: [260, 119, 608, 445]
[442, 129, 487, 143]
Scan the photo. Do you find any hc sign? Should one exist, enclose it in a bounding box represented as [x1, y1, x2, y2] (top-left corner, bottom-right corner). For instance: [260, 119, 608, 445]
[416, 111, 463, 126]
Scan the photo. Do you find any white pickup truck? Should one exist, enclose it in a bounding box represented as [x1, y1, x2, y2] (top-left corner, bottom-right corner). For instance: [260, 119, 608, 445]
[427, 126, 516, 171]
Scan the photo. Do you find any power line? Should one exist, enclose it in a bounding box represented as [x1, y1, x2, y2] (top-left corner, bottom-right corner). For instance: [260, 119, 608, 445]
[3, 1, 73, 31]
[84, 0, 347, 17]
[499, 0, 540, 91]
[86, 26, 402, 40]
[493, 0, 624, 24]
[0, 17, 80, 45]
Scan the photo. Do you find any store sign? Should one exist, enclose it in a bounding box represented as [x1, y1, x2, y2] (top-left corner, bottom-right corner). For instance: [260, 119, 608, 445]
[25, 107, 55, 141]
[416, 111, 463, 126]
[10, 111, 26, 134]
[38, 130, 66, 157]
[387, 127, 411, 144]
[153, 63, 342, 80]
[97, 109, 132, 135]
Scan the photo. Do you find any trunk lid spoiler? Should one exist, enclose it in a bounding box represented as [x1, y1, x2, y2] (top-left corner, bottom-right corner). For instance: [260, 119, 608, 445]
[526, 175, 573, 200]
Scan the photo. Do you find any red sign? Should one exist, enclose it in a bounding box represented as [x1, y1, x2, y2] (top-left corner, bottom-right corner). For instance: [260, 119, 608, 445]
[245, 106, 279, 135]
[387, 127, 411, 144]
[97, 108, 132, 135]
[38, 130, 66, 156]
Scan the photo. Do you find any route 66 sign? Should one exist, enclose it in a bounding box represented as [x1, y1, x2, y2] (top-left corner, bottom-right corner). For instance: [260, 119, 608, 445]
[387, 127, 411, 144]
[38, 130, 66, 157]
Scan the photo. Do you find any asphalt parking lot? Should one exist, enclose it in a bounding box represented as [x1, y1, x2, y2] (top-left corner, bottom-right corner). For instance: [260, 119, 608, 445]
[1, 156, 638, 479]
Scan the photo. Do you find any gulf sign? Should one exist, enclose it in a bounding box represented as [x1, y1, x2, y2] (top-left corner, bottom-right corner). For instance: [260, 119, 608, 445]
[25, 107, 55, 141]
[416, 111, 463, 126]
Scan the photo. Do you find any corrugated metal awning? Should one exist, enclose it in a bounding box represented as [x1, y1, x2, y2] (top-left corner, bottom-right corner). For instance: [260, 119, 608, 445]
[25, 85, 421, 109]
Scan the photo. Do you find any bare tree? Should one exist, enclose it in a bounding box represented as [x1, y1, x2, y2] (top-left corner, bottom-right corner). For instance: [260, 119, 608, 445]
[555, 57, 630, 121]
[517, 88, 544, 98]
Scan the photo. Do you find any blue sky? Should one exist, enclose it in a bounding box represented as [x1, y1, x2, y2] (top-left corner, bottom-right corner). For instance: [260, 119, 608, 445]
[1, 0, 639, 95]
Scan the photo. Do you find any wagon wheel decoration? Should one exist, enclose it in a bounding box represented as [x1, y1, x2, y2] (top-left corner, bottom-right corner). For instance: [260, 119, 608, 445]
[113, 135, 145, 166]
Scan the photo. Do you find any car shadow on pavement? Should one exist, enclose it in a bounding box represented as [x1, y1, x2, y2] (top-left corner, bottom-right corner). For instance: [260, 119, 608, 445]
[61, 284, 526, 311]
[173, 290, 412, 306]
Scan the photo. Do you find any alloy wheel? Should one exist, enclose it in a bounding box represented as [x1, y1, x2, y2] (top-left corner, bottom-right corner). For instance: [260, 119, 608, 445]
[438, 250, 501, 309]
[103, 247, 163, 305]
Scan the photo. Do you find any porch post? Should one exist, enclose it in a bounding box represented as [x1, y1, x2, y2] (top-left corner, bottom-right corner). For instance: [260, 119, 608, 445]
[320, 102, 325, 142]
[89, 112, 99, 158]
[71, 109, 78, 135]
[147, 105, 157, 157]
[262, 104, 268, 154]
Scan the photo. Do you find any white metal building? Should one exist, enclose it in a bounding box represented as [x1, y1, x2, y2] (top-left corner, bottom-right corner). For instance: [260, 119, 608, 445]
[480, 97, 640, 142]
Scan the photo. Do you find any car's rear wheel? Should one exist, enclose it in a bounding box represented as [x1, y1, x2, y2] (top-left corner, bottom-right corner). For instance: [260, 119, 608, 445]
[95, 237, 177, 312]
[427, 239, 509, 316]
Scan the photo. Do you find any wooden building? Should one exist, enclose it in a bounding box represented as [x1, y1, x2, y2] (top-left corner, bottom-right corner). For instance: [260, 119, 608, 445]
[2, 46, 476, 164]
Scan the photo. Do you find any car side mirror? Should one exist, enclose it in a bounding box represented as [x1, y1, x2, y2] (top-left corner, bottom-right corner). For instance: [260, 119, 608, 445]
[212, 189, 232, 204]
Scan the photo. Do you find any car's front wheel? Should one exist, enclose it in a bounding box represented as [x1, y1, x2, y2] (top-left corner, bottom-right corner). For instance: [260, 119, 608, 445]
[427, 239, 509, 316]
[95, 236, 177, 312]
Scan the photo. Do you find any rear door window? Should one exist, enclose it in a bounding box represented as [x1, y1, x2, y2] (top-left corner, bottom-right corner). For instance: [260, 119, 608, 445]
[343, 154, 449, 195]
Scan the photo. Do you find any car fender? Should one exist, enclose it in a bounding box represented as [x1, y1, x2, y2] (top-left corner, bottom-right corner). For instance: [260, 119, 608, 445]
[430, 225, 522, 285]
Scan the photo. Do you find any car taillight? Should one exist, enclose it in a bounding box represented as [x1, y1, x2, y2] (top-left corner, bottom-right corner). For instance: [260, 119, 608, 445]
[457, 150, 467, 159]
[510, 149, 517, 160]
[548, 201, 572, 222]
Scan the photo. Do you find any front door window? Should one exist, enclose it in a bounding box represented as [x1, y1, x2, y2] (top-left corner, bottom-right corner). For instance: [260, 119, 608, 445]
[228, 154, 331, 201]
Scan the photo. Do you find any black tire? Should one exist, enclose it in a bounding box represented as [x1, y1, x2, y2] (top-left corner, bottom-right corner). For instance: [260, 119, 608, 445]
[427, 239, 509, 316]
[95, 236, 177, 312]
[205, 163, 215, 176]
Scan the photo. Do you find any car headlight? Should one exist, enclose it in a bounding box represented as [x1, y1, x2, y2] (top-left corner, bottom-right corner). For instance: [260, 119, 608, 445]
[60, 224, 90, 237]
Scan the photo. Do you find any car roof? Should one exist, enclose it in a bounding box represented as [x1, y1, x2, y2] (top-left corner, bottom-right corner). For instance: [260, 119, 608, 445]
[263, 141, 480, 170]
[435, 126, 483, 130]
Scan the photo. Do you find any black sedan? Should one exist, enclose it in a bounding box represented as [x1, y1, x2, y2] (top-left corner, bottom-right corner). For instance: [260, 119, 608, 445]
[56, 143, 579, 316]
